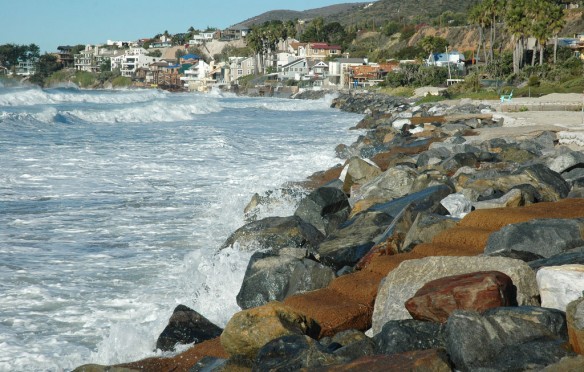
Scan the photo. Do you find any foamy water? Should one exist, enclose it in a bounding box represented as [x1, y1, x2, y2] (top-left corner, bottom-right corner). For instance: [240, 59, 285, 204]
[0, 85, 362, 371]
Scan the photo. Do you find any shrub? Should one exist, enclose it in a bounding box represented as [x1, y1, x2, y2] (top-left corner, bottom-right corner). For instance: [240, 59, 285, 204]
[111, 76, 132, 87]
[73, 71, 96, 88]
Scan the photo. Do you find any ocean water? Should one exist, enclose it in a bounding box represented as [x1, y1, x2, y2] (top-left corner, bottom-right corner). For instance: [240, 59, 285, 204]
[0, 84, 362, 371]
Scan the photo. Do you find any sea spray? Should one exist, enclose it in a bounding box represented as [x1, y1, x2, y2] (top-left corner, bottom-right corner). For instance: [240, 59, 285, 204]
[0, 85, 363, 370]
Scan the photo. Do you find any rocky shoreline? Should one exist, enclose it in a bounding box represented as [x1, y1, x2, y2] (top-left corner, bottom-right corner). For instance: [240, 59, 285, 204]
[76, 91, 584, 371]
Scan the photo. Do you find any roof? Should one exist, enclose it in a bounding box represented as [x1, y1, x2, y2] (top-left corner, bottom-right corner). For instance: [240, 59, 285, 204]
[335, 58, 367, 64]
[310, 42, 341, 50]
[282, 58, 306, 68]
[181, 54, 201, 60]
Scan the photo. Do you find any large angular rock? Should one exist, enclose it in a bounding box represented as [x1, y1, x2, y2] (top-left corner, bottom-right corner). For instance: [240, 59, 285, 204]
[546, 147, 584, 174]
[401, 213, 458, 252]
[315, 349, 452, 372]
[537, 264, 584, 311]
[221, 216, 324, 251]
[156, 305, 223, 351]
[446, 307, 572, 371]
[567, 297, 584, 354]
[373, 319, 445, 355]
[371, 256, 539, 334]
[236, 251, 335, 309]
[342, 157, 382, 194]
[220, 302, 320, 359]
[484, 218, 584, 259]
[349, 166, 418, 205]
[529, 248, 584, 270]
[317, 211, 392, 271]
[541, 355, 584, 371]
[294, 186, 350, 235]
[405, 271, 517, 323]
[460, 163, 569, 202]
[472, 188, 524, 210]
[254, 334, 340, 371]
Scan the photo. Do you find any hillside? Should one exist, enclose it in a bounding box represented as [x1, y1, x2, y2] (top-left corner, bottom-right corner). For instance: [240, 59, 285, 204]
[232, 0, 483, 28]
[329, 0, 482, 25]
[231, 3, 368, 28]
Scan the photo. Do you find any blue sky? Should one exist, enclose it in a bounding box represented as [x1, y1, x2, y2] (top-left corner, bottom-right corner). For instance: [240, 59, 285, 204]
[1, 0, 368, 53]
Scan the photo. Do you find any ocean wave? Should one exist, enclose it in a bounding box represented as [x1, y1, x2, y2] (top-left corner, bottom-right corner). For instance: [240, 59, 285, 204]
[223, 93, 339, 112]
[64, 98, 223, 123]
[0, 107, 59, 124]
[0, 86, 169, 107]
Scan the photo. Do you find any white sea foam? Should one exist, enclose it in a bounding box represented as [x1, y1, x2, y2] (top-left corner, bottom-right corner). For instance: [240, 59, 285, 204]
[0, 88, 363, 371]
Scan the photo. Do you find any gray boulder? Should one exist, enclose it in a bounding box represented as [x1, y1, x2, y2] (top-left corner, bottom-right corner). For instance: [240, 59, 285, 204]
[402, 212, 459, 252]
[254, 334, 340, 371]
[156, 305, 222, 351]
[484, 218, 584, 259]
[440, 152, 478, 173]
[221, 216, 324, 251]
[446, 307, 572, 371]
[373, 319, 445, 355]
[294, 187, 350, 235]
[529, 247, 584, 270]
[546, 147, 584, 174]
[371, 256, 540, 334]
[349, 166, 419, 204]
[317, 211, 392, 271]
[236, 251, 335, 309]
[342, 157, 382, 194]
[562, 167, 584, 184]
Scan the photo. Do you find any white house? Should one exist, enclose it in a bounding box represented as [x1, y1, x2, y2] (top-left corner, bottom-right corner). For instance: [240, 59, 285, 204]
[111, 48, 161, 77]
[180, 60, 211, 91]
[189, 32, 215, 46]
[426, 50, 465, 68]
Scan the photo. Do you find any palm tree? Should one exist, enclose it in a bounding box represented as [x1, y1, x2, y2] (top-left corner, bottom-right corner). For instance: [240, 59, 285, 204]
[504, 0, 530, 74]
[549, 5, 566, 64]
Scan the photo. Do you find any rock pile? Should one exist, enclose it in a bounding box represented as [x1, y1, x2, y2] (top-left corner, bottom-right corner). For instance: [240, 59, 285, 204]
[76, 92, 584, 371]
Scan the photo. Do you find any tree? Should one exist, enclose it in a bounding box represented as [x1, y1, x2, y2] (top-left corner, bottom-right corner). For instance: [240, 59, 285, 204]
[147, 49, 162, 57]
[30, 53, 62, 86]
[175, 49, 186, 60]
[549, 4, 566, 63]
[418, 36, 449, 56]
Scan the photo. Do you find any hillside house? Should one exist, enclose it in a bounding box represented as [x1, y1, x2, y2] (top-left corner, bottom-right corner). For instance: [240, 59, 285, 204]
[229, 56, 256, 81]
[55, 46, 74, 68]
[279, 58, 308, 80]
[221, 26, 250, 41]
[74, 45, 124, 73]
[328, 58, 368, 87]
[426, 50, 465, 69]
[305, 42, 341, 61]
[188, 32, 215, 46]
[111, 47, 161, 77]
[180, 60, 211, 91]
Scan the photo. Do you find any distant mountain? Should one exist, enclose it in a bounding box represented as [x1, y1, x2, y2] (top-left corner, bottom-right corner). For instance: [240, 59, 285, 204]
[231, 0, 483, 28]
[329, 0, 482, 25]
[230, 3, 370, 28]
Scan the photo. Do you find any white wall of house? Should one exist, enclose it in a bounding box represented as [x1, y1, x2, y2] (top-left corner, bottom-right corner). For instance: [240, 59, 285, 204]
[180, 60, 211, 89]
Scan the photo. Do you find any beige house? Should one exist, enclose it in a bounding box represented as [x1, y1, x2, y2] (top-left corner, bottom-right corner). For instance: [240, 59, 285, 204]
[229, 56, 256, 82]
